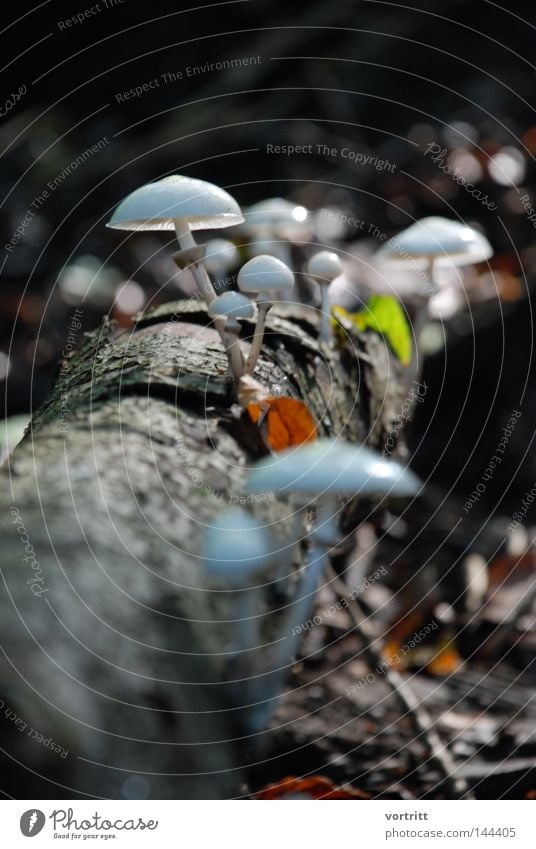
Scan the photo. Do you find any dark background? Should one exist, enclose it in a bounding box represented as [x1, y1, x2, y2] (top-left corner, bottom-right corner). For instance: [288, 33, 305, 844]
[2, 0, 536, 519]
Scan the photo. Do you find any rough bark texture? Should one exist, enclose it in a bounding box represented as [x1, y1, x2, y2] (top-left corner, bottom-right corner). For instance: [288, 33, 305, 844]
[0, 299, 406, 799]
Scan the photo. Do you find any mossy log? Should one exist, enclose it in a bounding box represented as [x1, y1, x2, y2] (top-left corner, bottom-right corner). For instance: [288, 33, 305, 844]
[0, 299, 407, 799]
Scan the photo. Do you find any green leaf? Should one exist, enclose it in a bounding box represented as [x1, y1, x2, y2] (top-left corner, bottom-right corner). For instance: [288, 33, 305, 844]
[338, 295, 412, 366]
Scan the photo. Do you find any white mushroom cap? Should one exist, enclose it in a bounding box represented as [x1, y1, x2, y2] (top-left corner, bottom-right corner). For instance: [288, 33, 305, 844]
[106, 175, 244, 232]
[245, 439, 421, 498]
[378, 217, 493, 268]
[307, 251, 343, 285]
[203, 509, 274, 584]
[204, 238, 239, 273]
[207, 290, 254, 321]
[237, 255, 294, 295]
[243, 198, 311, 240]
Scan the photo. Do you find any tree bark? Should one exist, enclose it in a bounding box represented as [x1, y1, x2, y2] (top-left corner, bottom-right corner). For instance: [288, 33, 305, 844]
[0, 298, 404, 799]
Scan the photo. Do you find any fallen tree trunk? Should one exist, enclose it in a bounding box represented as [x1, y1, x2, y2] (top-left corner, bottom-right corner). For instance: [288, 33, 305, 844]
[0, 298, 403, 799]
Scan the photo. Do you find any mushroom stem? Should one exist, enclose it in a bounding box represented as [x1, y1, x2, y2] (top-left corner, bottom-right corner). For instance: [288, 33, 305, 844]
[408, 257, 436, 386]
[319, 284, 332, 343]
[246, 300, 272, 374]
[311, 494, 340, 548]
[174, 221, 217, 305]
[224, 324, 246, 379]
[231, 590, 258, 653]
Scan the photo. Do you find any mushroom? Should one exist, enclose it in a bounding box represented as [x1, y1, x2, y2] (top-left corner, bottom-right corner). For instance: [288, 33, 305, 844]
[237, 255, 295, 374]
[245, 439, 420, 618]
[241, 198, 311, 301]
[204, 238, 239, 276]
[203, 508, 300, 731]
[107, 175, 244, 305]
[376, 216, 493, 373]
[207, 291, 254, 379]
[243, 197, 311, 258]
[307, 251, 344, 343]
[203, 508, 275, 651]
[377, 216, 493, 293]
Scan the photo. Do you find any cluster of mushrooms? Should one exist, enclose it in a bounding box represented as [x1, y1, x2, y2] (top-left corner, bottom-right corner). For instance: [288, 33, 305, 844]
[107, 176, 493, 722]
[107, 175, 344, 378]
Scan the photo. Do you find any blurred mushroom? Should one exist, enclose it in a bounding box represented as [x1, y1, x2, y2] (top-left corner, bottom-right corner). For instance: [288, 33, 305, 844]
[376, 216, 493, 366]
[241, 198, 312, 276]
[203, 508, 275, 649]
[57, 255, 122, 309]
[246, 439, 420, 622]
[204, 238, 239, 275]
[307, 250, 343, 342]
[377, 216, 493, 295]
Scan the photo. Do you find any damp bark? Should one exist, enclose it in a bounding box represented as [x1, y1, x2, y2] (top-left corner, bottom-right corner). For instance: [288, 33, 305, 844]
[0, 300, 408, 799]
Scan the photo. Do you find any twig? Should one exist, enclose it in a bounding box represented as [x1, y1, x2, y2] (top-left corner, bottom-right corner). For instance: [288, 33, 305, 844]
[326, 563, 472, 799]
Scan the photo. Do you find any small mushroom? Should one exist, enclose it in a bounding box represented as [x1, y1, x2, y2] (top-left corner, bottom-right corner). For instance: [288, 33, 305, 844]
[376, 216, 493, 370]
[207, 291, 254, 379]
[237, 255, 294, 374]
[307, 251, 343, 343]
[377, 216, 493, 294]
[243, 197, 311, 254]
[107, 175, 244, 305]
[203, 508, 275, 650]
[241, 199, 311, 299]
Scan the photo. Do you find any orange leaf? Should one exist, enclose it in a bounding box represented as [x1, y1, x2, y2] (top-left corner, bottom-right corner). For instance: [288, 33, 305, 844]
[427, 641, 461, 677]
[256, 775, 369, 800]
[247, 397, 317, 452]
